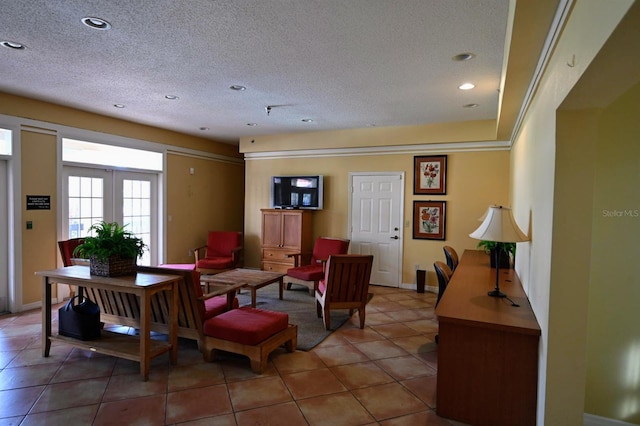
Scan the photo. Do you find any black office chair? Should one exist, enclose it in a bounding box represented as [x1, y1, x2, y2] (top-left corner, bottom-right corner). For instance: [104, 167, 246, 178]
[443, 246, 459, 272]
[433, 260, 453, 345]
[434, 261, 452, 307]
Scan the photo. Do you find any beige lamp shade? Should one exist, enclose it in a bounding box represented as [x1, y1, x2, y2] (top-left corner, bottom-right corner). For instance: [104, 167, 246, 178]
[469, 205, 529, 243]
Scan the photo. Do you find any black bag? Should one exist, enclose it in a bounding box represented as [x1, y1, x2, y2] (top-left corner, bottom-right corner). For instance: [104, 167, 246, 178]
[58, 296, 101, 340]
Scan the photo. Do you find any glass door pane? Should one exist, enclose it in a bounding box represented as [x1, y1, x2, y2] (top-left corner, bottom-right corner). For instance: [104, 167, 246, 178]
[115, 171, 157, 266]
[63, 167, 112, 239]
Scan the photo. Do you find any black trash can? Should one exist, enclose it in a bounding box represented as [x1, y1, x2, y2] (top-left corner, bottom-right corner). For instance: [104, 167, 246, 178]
[416, 269, 426, 293]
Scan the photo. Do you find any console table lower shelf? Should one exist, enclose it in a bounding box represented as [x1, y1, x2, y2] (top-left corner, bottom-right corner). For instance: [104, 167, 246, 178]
[50, 330, 173, 363]
[37, 266, 181, 381]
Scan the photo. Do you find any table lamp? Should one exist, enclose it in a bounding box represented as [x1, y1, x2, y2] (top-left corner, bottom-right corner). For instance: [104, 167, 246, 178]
[469, 205, 529, 298]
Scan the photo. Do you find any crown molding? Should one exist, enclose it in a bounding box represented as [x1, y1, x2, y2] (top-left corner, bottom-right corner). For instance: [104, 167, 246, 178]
[244, 140, 511, 160]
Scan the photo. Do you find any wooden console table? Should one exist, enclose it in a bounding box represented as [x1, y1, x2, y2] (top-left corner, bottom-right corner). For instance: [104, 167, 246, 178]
[37, 266, 181, 380]
[435, 250, 541, 426]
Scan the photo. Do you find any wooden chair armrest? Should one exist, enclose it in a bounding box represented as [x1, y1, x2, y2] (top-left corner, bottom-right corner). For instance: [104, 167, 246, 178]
[318, 258, 329, 273]
[199, 281, 246, 300]
[286, 252, 311, 267]
[231, 246, 244, 266]
[193, 245, 207, 262]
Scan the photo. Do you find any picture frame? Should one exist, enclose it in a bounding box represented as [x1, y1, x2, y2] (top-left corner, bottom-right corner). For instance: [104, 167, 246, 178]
[413, 200, 446, 240]
[414, 155, 447, 195]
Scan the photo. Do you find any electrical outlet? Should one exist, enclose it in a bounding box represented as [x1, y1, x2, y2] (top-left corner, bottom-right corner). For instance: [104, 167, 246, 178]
[188, 249, 193, 257]
[414, 263, 420, 271]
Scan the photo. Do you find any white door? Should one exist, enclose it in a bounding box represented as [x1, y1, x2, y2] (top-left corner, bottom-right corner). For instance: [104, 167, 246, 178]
[63, 167, 158, 265]
[349, 173, 404, 287]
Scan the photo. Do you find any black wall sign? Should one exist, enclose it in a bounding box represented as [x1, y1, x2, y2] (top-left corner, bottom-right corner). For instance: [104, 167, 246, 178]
[26, 195, 51, 210]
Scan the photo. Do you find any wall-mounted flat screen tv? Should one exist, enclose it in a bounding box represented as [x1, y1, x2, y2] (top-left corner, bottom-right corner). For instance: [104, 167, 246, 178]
[270, 175, 323, 210]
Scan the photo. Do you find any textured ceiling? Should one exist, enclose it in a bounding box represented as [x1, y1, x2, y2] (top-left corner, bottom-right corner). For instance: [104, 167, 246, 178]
[0, 0, 511, 144]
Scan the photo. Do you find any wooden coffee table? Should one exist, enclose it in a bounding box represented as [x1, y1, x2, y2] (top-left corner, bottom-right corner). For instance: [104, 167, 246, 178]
[200, 268, 286, 308]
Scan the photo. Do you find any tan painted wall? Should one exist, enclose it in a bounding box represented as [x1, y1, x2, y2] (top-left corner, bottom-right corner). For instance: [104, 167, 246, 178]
[21, 131, 58, 304]
[584, 81, 640, 422]
[244, 149, 509, 286]
[511, 0, 635, 424]
[2, 92, 244, 306]
[166, 154, 245, 264]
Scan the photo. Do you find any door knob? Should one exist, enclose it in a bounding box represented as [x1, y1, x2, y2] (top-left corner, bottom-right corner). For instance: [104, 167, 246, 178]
[390, 235, 399, 240]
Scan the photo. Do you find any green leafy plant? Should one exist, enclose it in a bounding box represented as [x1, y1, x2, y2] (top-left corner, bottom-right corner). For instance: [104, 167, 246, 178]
[73, 221, 146, 261]
[476, 240, 516, 256]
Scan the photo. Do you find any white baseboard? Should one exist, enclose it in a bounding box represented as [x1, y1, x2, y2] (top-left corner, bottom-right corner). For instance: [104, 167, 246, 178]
[584, 413, 637, 426]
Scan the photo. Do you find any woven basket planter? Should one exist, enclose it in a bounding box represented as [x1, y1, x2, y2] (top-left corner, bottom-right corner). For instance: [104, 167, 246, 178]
[89, 256, 137, 277]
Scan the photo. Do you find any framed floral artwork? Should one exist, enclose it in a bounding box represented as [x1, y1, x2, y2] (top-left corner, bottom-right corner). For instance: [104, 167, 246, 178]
[413, 200, 446, 240]
[414, 155, 447, 195]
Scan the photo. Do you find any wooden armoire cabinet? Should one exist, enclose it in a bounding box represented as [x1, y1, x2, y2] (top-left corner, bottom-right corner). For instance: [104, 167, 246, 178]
[260, 209, 313, 273]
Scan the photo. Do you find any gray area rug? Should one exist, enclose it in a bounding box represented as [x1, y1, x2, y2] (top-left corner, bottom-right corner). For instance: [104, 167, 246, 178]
[235, 284, 352, 351]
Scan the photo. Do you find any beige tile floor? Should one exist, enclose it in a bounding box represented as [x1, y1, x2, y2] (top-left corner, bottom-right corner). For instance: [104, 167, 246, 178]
[0, 285, 465, 425]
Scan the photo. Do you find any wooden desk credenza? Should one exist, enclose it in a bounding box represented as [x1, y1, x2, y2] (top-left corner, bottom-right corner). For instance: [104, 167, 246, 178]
[435, 250, 541, 426]
[37, 266, 181, 380]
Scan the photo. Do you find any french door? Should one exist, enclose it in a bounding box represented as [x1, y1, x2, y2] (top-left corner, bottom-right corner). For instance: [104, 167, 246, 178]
[62, 166, 158, 266]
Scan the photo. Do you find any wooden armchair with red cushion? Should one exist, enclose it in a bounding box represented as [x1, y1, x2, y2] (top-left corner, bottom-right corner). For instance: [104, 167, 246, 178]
[286, 237, 350, 295]
[316, 254, 373, 330]
[156, 264, 238, 320]
[175, 267, 297, 373]
[193, 231, 244, 275]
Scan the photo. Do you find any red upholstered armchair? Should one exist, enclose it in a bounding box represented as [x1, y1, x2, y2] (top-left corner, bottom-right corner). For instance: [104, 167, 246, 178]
[57, 238, 86, 298]
[58, 238, 85, 267]
[194, 231, 244, 275]
[286, 237, 350, 295]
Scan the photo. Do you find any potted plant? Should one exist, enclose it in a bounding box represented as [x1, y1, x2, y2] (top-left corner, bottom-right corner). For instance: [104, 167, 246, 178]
[476, 240, 515, 268]
[73, 221, 147, 277]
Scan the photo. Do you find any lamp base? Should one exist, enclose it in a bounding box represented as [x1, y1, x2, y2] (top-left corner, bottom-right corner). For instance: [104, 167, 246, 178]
[488, 289, 507, 298]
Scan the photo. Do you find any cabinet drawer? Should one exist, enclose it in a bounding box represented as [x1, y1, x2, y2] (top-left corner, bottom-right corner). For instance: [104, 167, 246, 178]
[261, 262, 291, 274]
[262, 249, 295, 265]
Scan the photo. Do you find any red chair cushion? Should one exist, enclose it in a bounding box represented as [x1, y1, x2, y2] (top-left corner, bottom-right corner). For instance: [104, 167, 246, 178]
[203, 296, 239, 320]
[196, 257, 234, 269]
[287, 263, 324, 281]
[158, 263, 196, 270]
[318, 278, 327, 294]
[203, 307, 289, 346]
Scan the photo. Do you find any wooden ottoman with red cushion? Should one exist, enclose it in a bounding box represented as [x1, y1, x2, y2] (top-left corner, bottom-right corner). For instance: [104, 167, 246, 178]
[201, 307, 297, 373]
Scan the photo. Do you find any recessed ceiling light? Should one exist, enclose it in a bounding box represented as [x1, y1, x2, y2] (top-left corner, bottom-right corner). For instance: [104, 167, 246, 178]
[229, 85, 246, 91]
[164, 95, 179, 100]
[1, 40, 25, 50]
[463, 103, 479, 108]
[247, 123, 257, 126]
[301, 119, 313, 123]
[81, 17, 112, 30]
[113, 104, 125, 108]
[452, 52, 475, 61]
[199, 127, 209, 131]
[458, 83, 475, 90]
